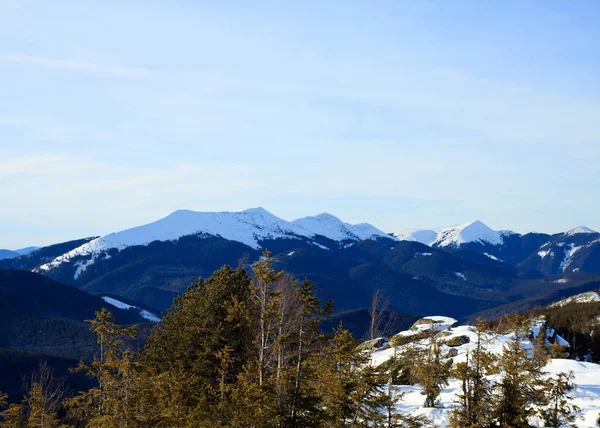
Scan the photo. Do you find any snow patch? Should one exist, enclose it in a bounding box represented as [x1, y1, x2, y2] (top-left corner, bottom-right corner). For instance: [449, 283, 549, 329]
[484, 252, 503, 261]
[455, 272, 466, 281]
[101, 296, 161, 322]
[559, 243, 582, 272]
[538, 250, 551, 259]
[548, 291, 600, 308]
[566, 225, 597, 236]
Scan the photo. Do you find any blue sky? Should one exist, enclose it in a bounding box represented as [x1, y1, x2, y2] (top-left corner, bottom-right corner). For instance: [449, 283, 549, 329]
[1, 0, 599, 248]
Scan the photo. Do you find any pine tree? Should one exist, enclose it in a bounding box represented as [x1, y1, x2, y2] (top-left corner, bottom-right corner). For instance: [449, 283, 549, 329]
[539, 371, 581, 428]
[379, 348, 431, 428]
[550, 342, 568, 359]
[492, 313, 549, 428]
[449, 318, 494, 428]
[142, 265, 253, 423]
[289, 279, 332, 426]
[0, 391, 24, 428]
[312, 325, 373, 427]
[415, 335, 450, 408]
[65, 308, 138, 427]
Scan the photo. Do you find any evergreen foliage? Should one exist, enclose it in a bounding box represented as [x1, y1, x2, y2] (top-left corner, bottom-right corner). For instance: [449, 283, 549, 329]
[448, 318, 494, 428]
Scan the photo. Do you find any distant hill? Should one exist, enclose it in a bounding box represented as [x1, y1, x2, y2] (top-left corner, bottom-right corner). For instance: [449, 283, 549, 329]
[0, 269, 148, 360]
[0, 237, 97, 270]
[0, 348, 94, 403]
[0, 249, 20, 260]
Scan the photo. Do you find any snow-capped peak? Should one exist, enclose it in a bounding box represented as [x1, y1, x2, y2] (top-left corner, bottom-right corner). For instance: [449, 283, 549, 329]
[393, 229, 439, 246]
[435, 220, 503, 247]
[37, 208, 392, 276]
[292, 213, 390, 242]
[566, 225, 597, 236]
[394, 220, 510, 248]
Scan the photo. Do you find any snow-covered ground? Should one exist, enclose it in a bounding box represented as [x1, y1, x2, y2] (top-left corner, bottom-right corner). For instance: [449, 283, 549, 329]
[548, 291, 600, 308]
[101, 296, 161, 322]
[371, 317, 600, 427]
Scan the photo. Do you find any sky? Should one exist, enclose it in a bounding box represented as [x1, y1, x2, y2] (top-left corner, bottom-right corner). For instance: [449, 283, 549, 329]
[1, 0, 600, 248]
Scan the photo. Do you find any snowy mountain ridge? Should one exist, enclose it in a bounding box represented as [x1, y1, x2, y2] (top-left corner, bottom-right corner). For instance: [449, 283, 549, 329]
[37, 207, 392, 276]
[394, 220, 514, 248]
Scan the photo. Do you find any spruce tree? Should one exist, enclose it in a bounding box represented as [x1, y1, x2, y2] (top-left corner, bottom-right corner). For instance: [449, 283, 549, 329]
[0, 391, 24, 428]
[449, 318, 494, 428]
[415, 335, 450, 408]
[492, 314, 549, 428]
[539, 371, 581, 428]
[142, 265, 253, 422]
[66, 308, 138, 427]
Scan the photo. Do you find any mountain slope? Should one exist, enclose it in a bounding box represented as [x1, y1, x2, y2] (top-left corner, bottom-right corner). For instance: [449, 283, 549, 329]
[395, 220, 513, 247]
[0, 237, 97, 270]
[0, 269, 148, 359]
[519, 227, 600, 275]
[36, 208, 392, 278]
[0, 249, 20, 260]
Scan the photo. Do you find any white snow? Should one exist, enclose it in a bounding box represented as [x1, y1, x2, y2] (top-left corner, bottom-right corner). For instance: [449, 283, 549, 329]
[37, 208, 391, 274]
[370, 318, 600, 426]
[415, 252, 432, 257]
[484, 252, 503, 261]
[394, 229, 439, 246]
[559, 243, 582, 272]
[455, 272, 467, 281]
[292, 213, 390, 242]
[394, 316, 458, 338]
[101, 296, 161, 322]
[394, 221, 513, 248]
[566, 226, 597, 236]
[538, 249, 551, 259]
[287, 251, 295, 256]
[548, 291, 600, 308]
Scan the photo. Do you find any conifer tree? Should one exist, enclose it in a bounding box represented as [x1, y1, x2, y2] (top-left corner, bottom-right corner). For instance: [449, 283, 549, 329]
[539, 371, 581, 428]
[0, 391, 23, 428]
[449, 318, 494, 428]
[415, 335, 450, 408]
[492, 313, 549, 427]
[142, 265, 253, 422]
[379, 349, 430, 428]
[66, 308, 138, 427]
[550, 342, 568, 359]
[289, 279, 332, 426]
[533, 324, 550, 367]
[313, 325, 374, 427]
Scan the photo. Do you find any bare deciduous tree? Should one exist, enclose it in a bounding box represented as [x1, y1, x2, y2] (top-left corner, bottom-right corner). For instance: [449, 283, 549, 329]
[368, 289, 397, 340]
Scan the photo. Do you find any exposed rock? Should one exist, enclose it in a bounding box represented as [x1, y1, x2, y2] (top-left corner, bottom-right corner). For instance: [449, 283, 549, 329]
[445, 335, 471, 347]
[445, 348, 459, 358]
[359, 337, 389, 351]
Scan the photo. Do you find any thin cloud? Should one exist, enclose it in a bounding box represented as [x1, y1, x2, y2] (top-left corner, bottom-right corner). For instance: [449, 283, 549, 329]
[0, 52, 155, 78]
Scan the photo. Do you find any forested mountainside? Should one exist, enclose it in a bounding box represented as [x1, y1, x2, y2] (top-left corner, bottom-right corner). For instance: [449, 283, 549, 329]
[9, 208, 597, 324]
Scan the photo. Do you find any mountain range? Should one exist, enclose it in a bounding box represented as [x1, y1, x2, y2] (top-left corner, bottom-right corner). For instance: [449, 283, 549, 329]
[0, 246, 39, 260]
[2, 207, 599, 322]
